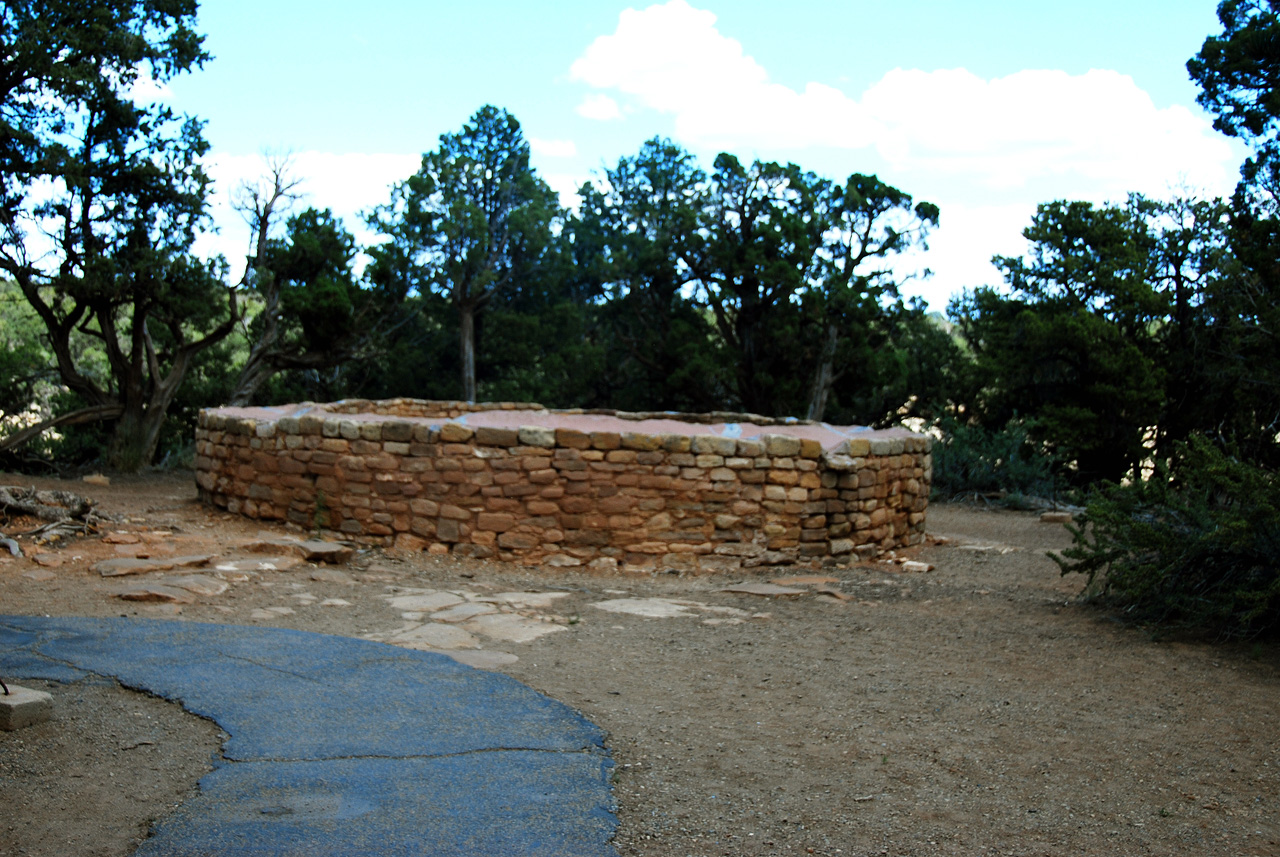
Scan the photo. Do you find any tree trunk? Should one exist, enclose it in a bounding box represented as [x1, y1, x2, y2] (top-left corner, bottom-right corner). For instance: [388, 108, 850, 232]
[806, 322, 840, 421]
[459, 302, 477, 402]
[229, 280, 281, 406]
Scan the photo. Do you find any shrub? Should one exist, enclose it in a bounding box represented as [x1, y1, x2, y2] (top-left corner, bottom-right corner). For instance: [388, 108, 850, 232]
[1054, 435, 1280, 639]
[930, 417, 1060, 502]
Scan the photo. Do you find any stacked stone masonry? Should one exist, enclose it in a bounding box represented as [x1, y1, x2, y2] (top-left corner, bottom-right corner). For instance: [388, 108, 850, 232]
[195, 400, 932, 572]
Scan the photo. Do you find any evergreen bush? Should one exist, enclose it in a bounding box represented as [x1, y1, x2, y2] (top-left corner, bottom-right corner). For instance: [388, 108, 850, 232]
[1055, 435, 1280, 639]
[930, 417, 1060, 502]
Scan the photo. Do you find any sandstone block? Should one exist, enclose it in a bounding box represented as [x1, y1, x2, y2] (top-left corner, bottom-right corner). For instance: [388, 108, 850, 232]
[477, 512, 516, 531]
[590, 431, 621, 450]
[555, 428, 591, 449]
[498, 531, 538, 550]
[518, 425, 556, 448]
[439, 423, 474, 443]
[844, 438, 871, 457]
[691, 435, 736, 456]
[621, 431, 662, 451]
[475, 426, 519, 447]
[762, 434, 802, 457]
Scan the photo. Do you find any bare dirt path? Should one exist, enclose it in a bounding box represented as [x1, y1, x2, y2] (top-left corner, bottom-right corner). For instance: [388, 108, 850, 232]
[1, 471, 1277, 856]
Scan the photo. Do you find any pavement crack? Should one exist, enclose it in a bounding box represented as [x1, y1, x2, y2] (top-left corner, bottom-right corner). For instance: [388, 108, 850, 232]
[215, 651, 332, 686]
[230, 746, 609, 765]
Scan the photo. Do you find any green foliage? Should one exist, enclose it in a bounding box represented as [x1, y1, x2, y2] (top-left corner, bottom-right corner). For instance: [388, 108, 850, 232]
[370, 106, 559, 402]
[1056, 436, 1280, 639]
[929, 417, 1060, 501]
[0, 0, 238, 471]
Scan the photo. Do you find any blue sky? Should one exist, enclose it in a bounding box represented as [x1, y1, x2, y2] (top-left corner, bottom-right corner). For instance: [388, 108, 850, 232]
[167, 0, 1246, 310]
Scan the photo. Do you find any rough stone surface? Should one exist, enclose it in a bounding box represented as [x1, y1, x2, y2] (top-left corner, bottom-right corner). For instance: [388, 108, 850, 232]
[196, 399, 931, 571]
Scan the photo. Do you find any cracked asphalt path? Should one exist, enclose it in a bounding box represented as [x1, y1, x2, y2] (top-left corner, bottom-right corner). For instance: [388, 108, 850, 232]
[0, 615, 616, 856]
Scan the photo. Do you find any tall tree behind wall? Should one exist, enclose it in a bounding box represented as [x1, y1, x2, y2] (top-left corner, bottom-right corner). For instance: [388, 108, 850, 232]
[369, 106, 559, 402]
[579, 138, 730, 412]
[0, 1, 237, 470]
[688, 154, 828, 416]
[806, 174, 939, 421]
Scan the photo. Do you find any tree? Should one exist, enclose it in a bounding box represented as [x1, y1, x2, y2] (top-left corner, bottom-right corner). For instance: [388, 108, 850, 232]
[0, 1, 237, 470]
[805, 174, 939, 420]
[371, 106, 559, 402]
[1188, 1, 1280, 468]
[953, 200, 1166, 483]
[1188, 0, 1280, 186]
[689, 155, 828, 416]
[577, 138, 729, 412]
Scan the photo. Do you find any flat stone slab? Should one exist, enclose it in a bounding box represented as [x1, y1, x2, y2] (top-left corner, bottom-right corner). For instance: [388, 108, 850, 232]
[242, 539, 355, 564]
[461, 613, 567, 644]
[215, 556, 304, 573]
[163, 574, 230, 597]
[386, 623, 481, 651]
[386, 591, 467, 612]
[0, 683, 53, 730]
[431, 602, 500, 623]
[719, 582, 808, 597]
[770, 575, 841, 586]
[478, 591, 572, 609]
[116, 584, 196, 604]
[0, 615, 615, 855]
[96, 555, 214, 577]
[590, 598, 701, 618]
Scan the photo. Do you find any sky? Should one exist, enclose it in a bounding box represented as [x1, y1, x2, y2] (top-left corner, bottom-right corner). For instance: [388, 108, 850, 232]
[165, 0, 1247, 311]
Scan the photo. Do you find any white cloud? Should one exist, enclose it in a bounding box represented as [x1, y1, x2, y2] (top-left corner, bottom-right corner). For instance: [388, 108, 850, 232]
[897, 201, 1038, 308]
[576, 93, 623, 121]
[530, 137, 579, 158]
[570, 0, 879, 148]
[571, 1, 1239, 197]
[862, 68, 1236, 196]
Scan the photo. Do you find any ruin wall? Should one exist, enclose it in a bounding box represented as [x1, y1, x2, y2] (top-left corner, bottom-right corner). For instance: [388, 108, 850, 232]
[194, 399, 932, 572]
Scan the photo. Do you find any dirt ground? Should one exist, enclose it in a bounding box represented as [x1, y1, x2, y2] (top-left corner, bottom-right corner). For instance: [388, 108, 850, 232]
[0, 471, 1277, 857]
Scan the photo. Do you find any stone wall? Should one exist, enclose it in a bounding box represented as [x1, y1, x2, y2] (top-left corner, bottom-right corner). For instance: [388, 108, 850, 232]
[194, 401, 932, 572]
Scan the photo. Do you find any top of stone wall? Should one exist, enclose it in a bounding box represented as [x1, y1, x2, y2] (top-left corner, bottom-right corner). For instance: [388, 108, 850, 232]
[200, 398, 930, 455]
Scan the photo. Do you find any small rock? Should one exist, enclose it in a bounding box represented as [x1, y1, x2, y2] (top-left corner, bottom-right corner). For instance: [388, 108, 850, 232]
[30, 553, 64, 568]
[21, 569, 55, 582]
[318, 598, 351, 607]
[900, 561, 934, 573]
[103, 532, 141, 545]
[1040, 511, 1074, 524]
[814, 586, 851, 600]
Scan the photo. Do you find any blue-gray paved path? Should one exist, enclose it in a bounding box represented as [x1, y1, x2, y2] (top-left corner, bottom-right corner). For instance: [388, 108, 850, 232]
[0, 615, 617, 856]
